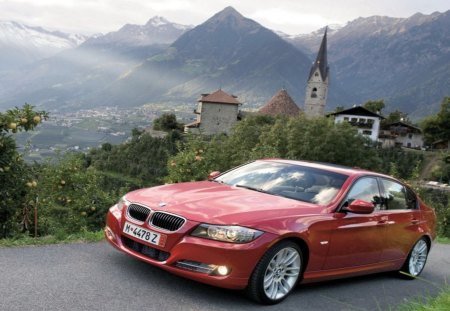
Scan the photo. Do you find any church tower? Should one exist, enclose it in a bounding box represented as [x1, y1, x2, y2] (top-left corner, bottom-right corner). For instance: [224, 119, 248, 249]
[304, 28, 329, 117]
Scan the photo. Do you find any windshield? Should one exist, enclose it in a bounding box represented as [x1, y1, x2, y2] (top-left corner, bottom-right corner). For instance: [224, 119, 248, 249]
[215, 161, 348, 205]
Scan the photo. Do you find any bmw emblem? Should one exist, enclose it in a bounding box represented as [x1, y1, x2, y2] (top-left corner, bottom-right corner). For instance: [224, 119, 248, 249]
[158, 202, 167, 208]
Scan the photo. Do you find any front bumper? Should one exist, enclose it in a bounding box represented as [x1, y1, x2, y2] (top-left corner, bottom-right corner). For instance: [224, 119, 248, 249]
[104, 204, 277, 290]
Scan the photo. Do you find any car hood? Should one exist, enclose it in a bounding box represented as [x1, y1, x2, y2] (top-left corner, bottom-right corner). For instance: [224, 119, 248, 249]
[125, 181, 321, 227]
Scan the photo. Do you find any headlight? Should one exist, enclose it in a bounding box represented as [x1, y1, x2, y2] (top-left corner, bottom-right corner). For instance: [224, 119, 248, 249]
[117, 196, 129, 211]
[191, 224, 263, 243]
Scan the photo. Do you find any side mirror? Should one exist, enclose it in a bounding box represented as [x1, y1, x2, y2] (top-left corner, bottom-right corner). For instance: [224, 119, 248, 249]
[207, 171, 221, 180]
[343, 199, 374, 214]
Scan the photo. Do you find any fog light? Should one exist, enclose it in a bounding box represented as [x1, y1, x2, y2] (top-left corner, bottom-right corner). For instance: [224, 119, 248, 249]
[216, 265, 229, 276]
[105, 226, 114, 240]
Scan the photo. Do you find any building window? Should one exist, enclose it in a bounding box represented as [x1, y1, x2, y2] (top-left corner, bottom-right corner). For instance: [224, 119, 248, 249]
[315, 72, 319, 77]
[408, 134, 413, 139]
[351, 118, 357, 122]
[362, 130, 372, 135]
[344, 117, 349, 121]
[311, 87, 318, 98]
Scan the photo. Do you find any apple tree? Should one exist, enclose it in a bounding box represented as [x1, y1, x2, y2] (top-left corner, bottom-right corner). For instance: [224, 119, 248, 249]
[0, 104, 47, 238]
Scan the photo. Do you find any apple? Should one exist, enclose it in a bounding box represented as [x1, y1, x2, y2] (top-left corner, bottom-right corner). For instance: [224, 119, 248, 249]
[7, 123, 17, 130]
[20, 118, 28, 124]
[31, 181, 37, 187]
[33, 115, 41, 124]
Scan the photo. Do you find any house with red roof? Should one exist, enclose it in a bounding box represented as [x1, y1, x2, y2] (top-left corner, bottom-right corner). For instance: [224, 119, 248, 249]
[184, 89, 241, 135]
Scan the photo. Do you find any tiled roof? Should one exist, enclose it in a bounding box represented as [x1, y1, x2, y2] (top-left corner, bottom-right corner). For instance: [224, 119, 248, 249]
[198, 89, 241, 105]
[258, 89, 301, 117]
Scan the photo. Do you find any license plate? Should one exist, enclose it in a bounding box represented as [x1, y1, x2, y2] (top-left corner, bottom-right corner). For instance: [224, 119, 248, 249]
[122, 221, 166, 247]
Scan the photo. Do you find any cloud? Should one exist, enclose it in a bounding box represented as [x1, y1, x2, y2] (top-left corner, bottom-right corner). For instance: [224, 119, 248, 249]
[249, 8, 343, 33]
[0, 0, 448, 35]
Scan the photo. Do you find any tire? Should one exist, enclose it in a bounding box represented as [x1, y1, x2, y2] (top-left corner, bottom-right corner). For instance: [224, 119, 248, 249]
[246, 241, 303, 304]
[400, 237, 429, 279]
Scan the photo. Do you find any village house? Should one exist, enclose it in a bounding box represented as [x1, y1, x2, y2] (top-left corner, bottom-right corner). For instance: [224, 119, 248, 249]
[329, 106, 384, 142]
[184, 89, 241, 135]
[378, 121, 424, 149]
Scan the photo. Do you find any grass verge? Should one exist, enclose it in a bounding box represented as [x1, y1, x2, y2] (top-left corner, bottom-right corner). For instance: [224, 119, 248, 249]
[397, 286, 450, 311]
[0, 230, 104, 247]
[436, 236, 450, 244]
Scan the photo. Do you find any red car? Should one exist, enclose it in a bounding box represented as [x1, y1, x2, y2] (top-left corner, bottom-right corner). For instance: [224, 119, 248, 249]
[105, 159, 436, 304]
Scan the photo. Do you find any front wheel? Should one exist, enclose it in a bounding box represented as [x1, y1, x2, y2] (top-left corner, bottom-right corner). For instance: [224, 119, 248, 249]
[246, 241, 303, 304]
[400, 237, 429, 279]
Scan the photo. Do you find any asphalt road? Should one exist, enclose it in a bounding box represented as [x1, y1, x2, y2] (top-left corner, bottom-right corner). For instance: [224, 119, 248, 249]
[0, 241, 449, 311]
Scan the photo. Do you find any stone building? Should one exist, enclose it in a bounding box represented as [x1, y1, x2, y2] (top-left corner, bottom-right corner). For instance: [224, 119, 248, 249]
[184, 89, 241, 135]
[304, 28, 329, 117]
[258, 88, 301, 117]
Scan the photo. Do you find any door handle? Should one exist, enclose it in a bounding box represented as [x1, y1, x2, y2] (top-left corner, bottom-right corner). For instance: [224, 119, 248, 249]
[411, 219, 420, 225]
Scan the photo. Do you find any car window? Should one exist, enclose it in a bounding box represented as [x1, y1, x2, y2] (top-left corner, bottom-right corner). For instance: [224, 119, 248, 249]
[344, 177, 382, 209]
[405, 187, 418, 209]
[380, 179, 409, 210]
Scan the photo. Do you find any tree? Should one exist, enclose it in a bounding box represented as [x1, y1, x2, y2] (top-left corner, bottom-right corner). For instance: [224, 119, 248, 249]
[363, 100, 385, 113]
[153, 113, 183, 132]
[422, 97, 450, 144]
[0, 104, 47, 237]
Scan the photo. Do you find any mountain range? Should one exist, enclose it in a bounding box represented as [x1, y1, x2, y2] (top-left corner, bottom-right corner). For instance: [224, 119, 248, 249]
[0, 21, 87, 71]
[0, 7, 449, 118]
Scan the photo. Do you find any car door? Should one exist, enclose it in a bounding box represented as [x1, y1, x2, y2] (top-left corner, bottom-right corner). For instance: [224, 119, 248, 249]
[323, 177, 386, 270]
[378, 178, 422, 262]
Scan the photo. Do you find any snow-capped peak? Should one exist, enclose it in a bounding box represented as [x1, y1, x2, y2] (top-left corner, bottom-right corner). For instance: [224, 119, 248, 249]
[0, 20, 87, 48]
[147, 16, 170, 27]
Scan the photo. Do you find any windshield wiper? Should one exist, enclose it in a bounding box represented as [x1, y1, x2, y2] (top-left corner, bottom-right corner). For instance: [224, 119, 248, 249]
[235, 184, 269, 193]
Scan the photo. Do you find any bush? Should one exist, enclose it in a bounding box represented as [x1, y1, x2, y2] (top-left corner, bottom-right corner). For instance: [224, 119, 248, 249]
[419, 188, 450, 238]
[88, 131, 179, 185]
[27, 154, 121, 235]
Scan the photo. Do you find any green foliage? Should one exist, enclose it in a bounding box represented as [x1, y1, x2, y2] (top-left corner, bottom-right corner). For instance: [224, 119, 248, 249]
[28, 154, 120, 235]
[167, 115, 383, 182]
[0, 104, 47, 238]
[382, 110, 409, 125]
[429, 153, 450, 183]
[0, 103, 48, 134]
[0, 230, 104, 247]
[422, 97, 450, 144]
[88, 131, 180, 185]
[397, 286, 450, 311]
[376, 148, 424, 180]
[418, 188, 450, 238]
[152, 113, 184, 132]
[363, 99, 385, 113]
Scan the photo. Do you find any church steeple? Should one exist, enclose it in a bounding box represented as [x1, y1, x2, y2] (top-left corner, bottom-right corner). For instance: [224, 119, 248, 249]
[304, 27, 329, 117]
[308, 27, 329, 81]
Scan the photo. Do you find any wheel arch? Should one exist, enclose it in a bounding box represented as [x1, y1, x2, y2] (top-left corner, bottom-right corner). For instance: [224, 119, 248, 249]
[280, 236, 310, 274]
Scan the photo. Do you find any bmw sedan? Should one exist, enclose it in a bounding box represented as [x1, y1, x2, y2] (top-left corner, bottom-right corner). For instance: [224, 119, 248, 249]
[104, 159, 436, 304]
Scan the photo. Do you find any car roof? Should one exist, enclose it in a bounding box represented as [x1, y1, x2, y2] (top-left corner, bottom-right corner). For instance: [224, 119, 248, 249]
[259, 158, 388, 179]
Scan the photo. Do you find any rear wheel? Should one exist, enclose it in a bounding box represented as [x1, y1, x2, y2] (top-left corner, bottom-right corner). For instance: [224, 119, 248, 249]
[400, 237, 429, 279]
[246, 241, 302, 304]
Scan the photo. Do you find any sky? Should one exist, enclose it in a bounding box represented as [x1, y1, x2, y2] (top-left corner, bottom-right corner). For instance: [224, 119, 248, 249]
[0, 0, 449, 35]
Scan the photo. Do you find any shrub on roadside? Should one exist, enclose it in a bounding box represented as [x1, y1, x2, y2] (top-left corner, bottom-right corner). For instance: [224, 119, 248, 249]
[26, 154, 122, 235]
[419, 188, 450, 238]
